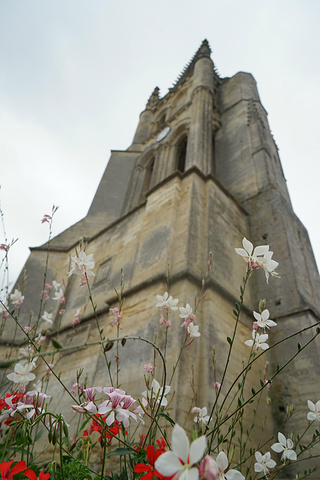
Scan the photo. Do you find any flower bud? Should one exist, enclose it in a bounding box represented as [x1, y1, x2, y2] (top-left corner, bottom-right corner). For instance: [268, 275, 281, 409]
[199, 455, 218, 480]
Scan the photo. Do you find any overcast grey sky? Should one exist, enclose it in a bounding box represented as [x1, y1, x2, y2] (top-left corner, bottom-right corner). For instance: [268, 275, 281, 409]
[1, 0, 320, 289]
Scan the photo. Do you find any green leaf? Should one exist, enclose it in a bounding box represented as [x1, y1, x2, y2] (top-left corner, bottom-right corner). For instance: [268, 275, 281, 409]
[158, 412, 176, 426]
[106, 448, 134, 458]
[227, 337, 232, 345]
[251, 388, 256, 395]
[232, 309, 238, 317]
[52, 338, 63, 349]
[297, 343, 301, 351]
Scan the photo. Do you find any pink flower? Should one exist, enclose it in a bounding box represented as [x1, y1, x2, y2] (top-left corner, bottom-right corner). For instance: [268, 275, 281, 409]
[109, 307, 122, 328]
[41, 214, 52, 224]
[159, 315, 174, 328]
[41, 290, 49, 302]
[59, 309, 65, 316]
[72, 309, 81, 327]
[214, 382, 221, 392]
[253, 321, 259, 330]
[0, 243, 9, 251]
[200, 455, 219, 480]
[45, 364, 54, 376]
[70, 383, 82, 395]
[144, 364, 155, 374]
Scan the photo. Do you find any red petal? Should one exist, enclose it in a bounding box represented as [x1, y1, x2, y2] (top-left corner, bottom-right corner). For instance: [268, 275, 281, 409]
[0, 460, 14, 477]
[9, 461, 27, 478]
[23, 469, 37, 480]
[134, 464, 152, 473]
[39, 472, 50, 480]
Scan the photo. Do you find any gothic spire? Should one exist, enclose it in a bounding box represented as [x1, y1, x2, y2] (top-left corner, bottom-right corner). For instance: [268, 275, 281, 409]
[170, 39, 216, 91]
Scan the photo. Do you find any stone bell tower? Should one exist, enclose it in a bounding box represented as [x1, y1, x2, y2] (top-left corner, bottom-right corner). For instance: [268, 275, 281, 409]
[3, 40, 320, 474]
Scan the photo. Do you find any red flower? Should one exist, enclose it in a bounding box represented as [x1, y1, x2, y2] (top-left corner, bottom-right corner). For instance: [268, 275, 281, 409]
[24, 468, 50, 480]
[83, 416, 125, 445]
[156, 437, 167, 452]
[134, 445, 164, 480]
[0, 460, 27, 479]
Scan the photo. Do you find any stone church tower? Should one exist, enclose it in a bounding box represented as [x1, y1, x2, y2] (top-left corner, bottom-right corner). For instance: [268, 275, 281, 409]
[3, 40, 320, 473]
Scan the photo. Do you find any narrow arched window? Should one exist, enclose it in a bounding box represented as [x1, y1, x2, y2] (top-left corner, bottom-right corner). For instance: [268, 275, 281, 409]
[140, 157, 155, 202]
[176, 136, 187, 173]
[212, 134, 216, 175]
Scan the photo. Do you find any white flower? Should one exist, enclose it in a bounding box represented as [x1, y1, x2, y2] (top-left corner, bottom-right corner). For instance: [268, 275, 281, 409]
[68, 250, 95, 277]
[156, 292, 179, 311]
[52, 280, 61, 290]
[307, 400, 320, 421]
[52, 289, 64, 301]
[254, 451, 276, 475]
[235, 238, 279, 283]
[192, 406, 210, 425]
[155, 423, 206, 480]
[142, 379, 170, 407]
[260, 250, 280, 283]
[235, 238, 269, 267]
[253, 309, 277, 329]
[271, 432, 297, 461]
[41, 311, 53, 324]
[179, 304, 195, 319]
[10, 289, 24, 306]
[211, 451, 245, 480]
[188, 322, 201, 338]
[245, 330, 269, 350]
[7, 362, 36, 386]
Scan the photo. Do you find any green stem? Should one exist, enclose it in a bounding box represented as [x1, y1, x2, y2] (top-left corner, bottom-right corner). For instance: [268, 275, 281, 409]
[206, 270, 251, 450]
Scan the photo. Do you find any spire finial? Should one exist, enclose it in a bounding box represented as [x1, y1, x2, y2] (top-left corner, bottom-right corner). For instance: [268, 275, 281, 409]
[196, 39, 211, 59]
[146, 87, 160, 108]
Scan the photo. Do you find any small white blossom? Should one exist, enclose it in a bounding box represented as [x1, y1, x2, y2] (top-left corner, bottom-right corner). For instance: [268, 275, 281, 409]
[10, 289, 24, 306]
[211, 451, 245, 480]
[245, 330, 269, 350]
[307, 400, 320, 421]
[187, 322, 201, 338]
[271, 432, 297, 461]
[142, 379, 170, 407]
[156, 292, 179, 311]
[260, 250, 280, 283]
[41, 311, 53, 324]
[52, 289, 64, 301]
[52, 280, 61, 290]
[254, 451, 276, 475]
[253, 309, 277, 329]
[192, 406, 210, 425]
[179, 303, 195, 319]
[7, 362, 36, 386]
[235, 237, 279, 283]
[68, 251, 95, 277]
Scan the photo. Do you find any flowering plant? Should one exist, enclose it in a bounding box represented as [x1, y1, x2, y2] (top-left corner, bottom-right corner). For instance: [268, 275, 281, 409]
[1, 210, 320, 480]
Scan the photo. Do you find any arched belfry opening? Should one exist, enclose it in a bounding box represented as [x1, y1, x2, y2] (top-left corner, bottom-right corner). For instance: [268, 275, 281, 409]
[140, 156, 155, 202]
[176, 135, 188, 173]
